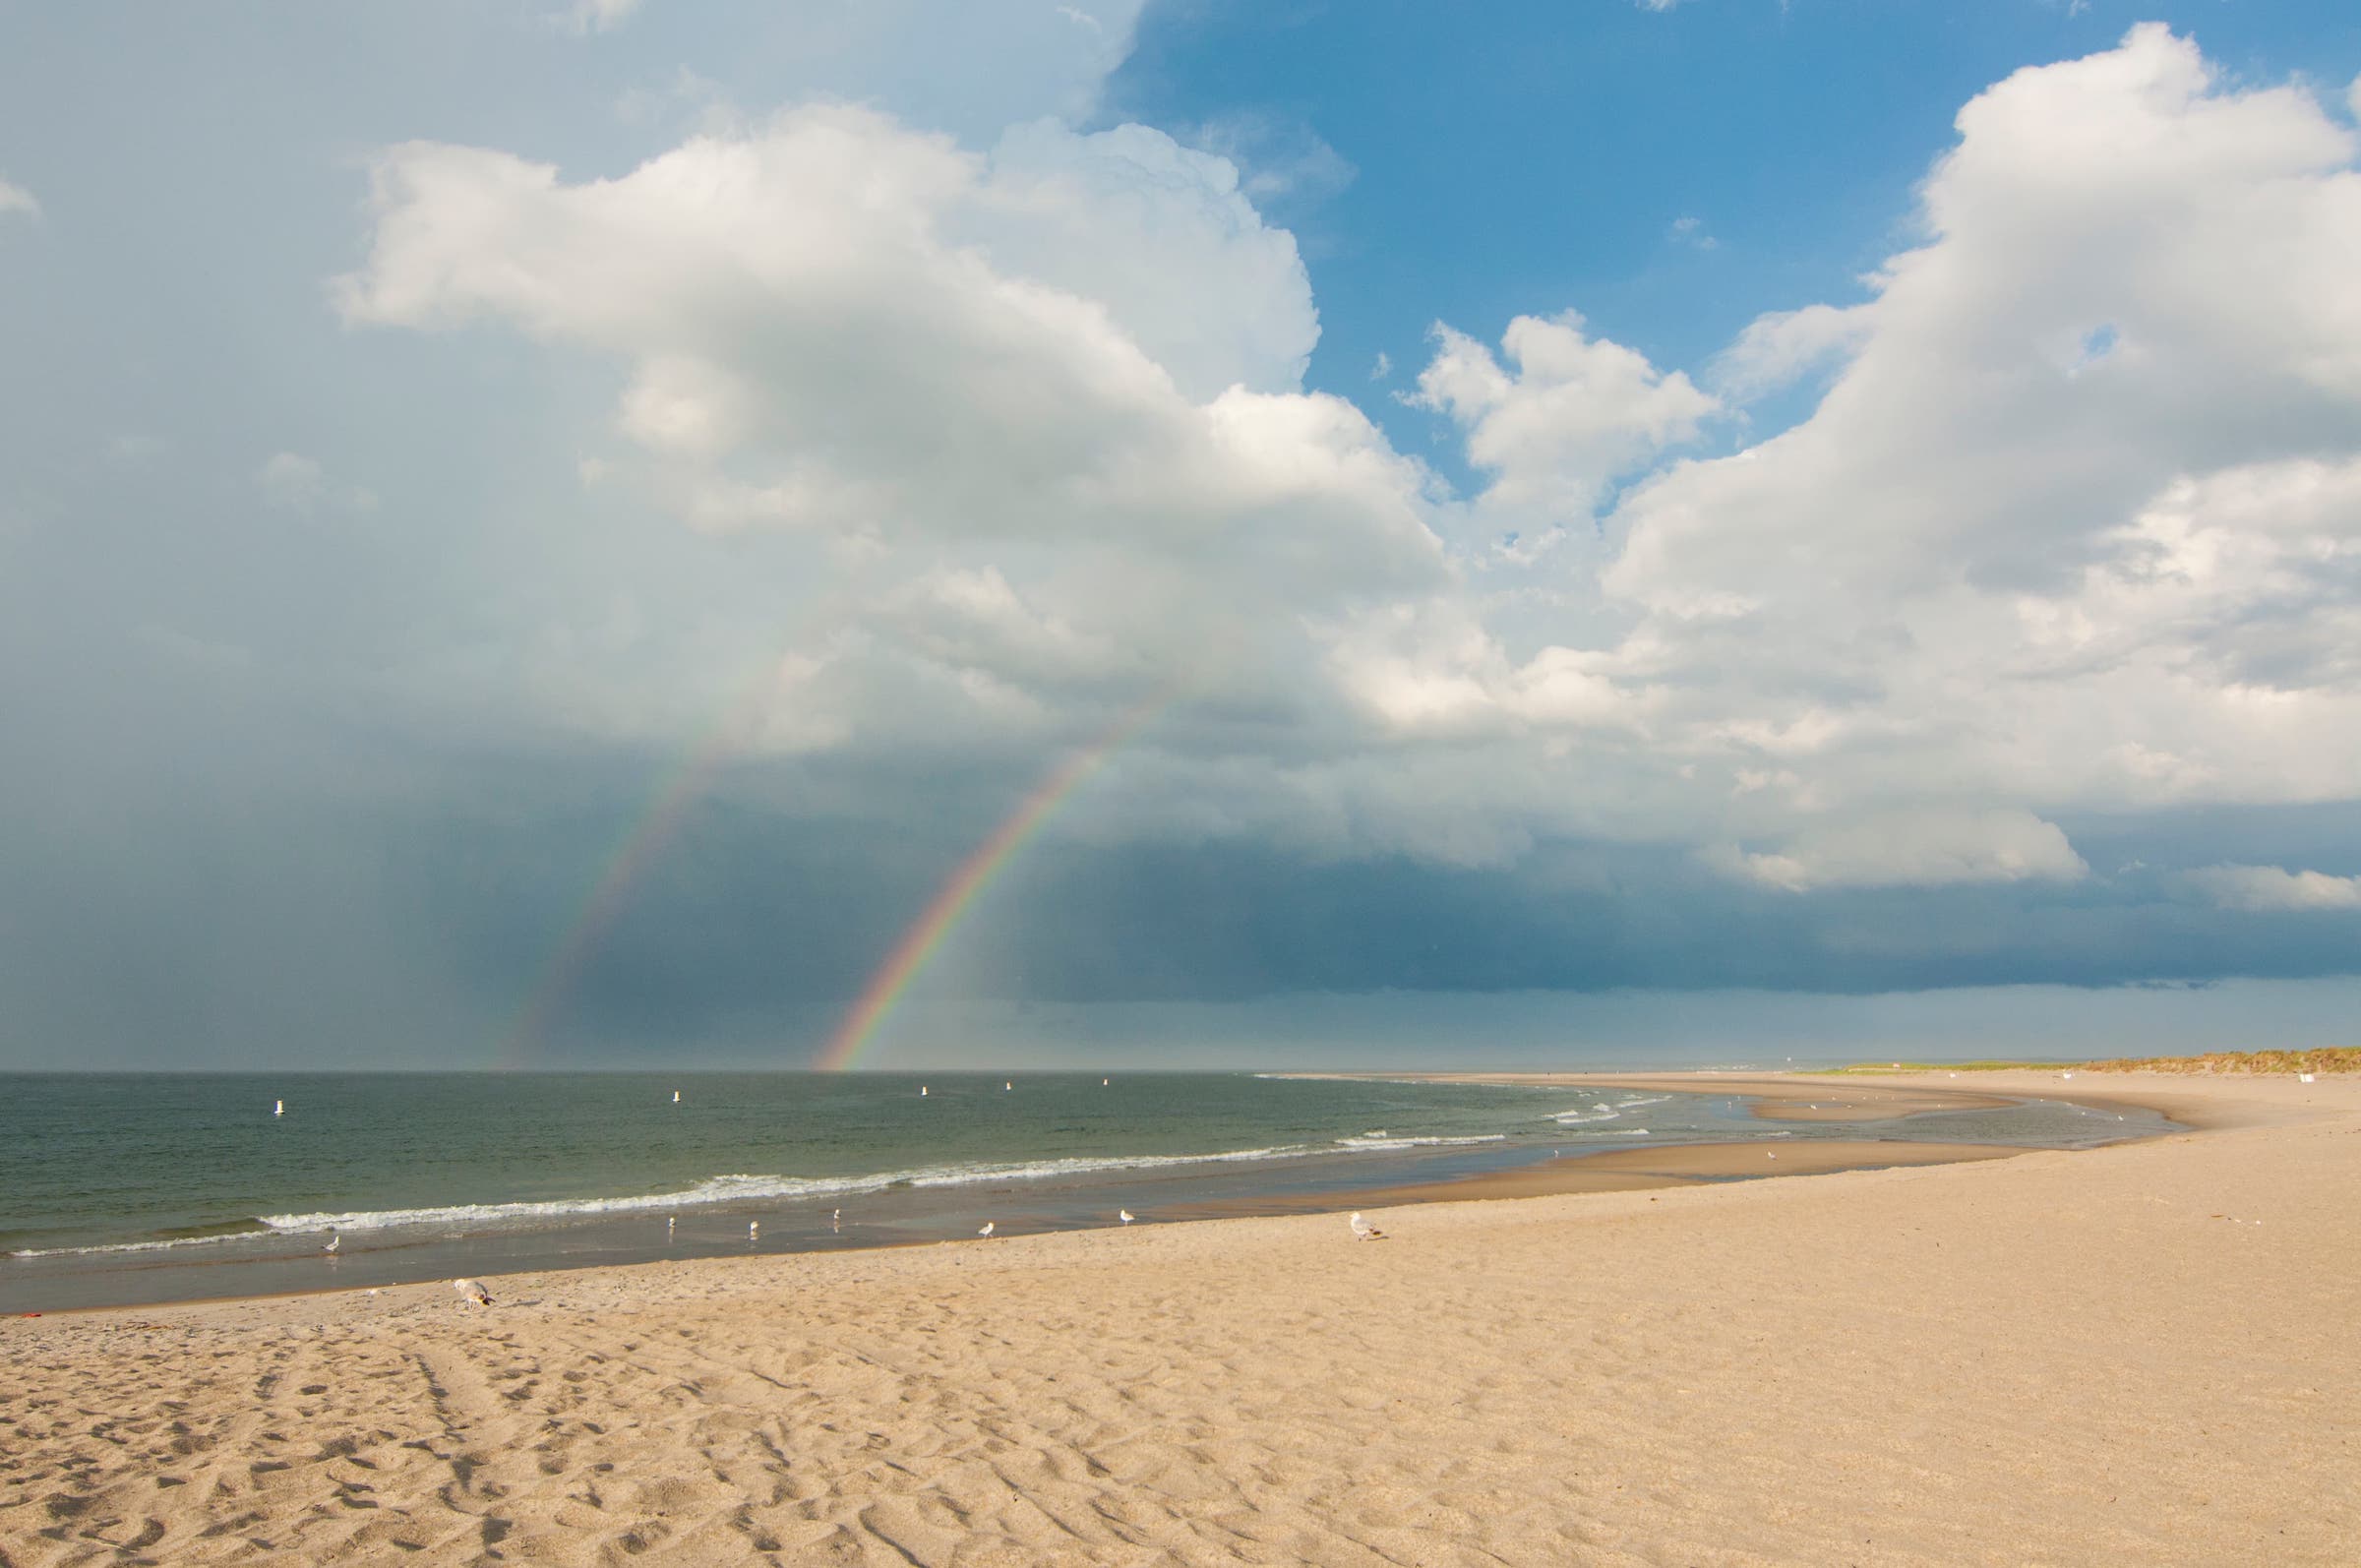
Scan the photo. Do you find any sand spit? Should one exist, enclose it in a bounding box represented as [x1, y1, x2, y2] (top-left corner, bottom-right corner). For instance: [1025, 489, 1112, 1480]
[4, 1071, 2355, 1566]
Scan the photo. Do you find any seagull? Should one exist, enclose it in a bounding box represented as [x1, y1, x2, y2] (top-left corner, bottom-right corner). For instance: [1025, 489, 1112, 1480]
[1102, 1078, 1110, 1086]
[667, 1215, 676, 1235]
[1004, 1081, 1012, 1092]
[1349, 1212, 1385, 1241]
[323, 1232, 339, 1254]
[2300, 1072, 2317, 1084]
[978, 1221, 996, 1238]
[273, 1099, 283, 1117]
[920, 1085, 928, 1097]
[452, 1278, 494, 1309]
[749, 1221, 759, 1240]
[1119, 1209, 1134, 1224]
[672, 1090, 680, 1103]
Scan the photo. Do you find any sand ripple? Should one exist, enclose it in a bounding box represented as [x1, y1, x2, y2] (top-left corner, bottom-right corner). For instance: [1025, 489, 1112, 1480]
[4, 1070, 2355, 1565]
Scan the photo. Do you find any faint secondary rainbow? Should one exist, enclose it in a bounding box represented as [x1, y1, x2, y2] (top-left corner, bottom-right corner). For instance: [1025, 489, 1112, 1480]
[500, 660, 790, 1068]
[815, 694, 1171, 1071]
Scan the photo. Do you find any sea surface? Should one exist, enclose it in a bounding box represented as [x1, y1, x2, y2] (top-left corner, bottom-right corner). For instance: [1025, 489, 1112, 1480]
[0, 1071, 2174, 1311]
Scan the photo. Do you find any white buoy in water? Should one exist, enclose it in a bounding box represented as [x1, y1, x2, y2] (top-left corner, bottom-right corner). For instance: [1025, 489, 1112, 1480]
[273, 1099, 283, 1117]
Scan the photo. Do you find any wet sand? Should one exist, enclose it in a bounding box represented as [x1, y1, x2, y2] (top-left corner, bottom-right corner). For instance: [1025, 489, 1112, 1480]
[4, 1070, 2354, 1565]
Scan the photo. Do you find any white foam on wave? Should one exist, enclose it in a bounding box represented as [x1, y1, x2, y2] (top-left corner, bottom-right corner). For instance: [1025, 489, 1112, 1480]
[7, 1232, 268, 1260]
[15, 1101, 1567, 1259]
[16, 1140, 1435, 1257]
[1560, 1127, 1653, 1138]
[1331, 1133, 1507, 1152]
[1550, 1107, 1622, 1125]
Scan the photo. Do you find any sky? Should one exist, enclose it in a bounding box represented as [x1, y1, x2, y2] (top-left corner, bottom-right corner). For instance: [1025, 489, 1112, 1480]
[3, 1, 2360, 1070]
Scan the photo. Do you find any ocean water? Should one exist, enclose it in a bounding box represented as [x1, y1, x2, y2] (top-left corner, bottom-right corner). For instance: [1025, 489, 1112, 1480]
[0, 1071, 2172, 1311]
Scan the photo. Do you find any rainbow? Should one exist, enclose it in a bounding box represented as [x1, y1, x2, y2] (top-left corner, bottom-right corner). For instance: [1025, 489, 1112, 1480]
[500, 661, 789, 1068]
[815, 695, 1169, 1071]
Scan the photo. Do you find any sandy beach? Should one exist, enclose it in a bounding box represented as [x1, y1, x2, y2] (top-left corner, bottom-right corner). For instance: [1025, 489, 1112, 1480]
[5, 1070, 2355, 1566]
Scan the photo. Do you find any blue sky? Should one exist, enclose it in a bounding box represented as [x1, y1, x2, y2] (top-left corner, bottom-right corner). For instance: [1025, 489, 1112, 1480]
[1111, 1, 2361, 450]
[3, 3, 2360, 1068]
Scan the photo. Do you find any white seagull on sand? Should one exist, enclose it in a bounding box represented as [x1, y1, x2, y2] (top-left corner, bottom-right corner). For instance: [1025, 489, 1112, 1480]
[1119, 1209, 1134, 1224]
[978, 1221, 996, 1237]
[452, 1278, 494, 1308]
[1349, 1212, 1385, 1241]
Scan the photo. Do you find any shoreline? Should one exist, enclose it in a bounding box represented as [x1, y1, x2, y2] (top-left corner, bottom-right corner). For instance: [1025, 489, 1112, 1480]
[8, 1072, 2165, 1318]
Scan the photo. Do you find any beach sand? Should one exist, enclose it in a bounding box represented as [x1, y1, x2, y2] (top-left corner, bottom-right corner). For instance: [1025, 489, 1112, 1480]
[4, 1070, 2355, 1565]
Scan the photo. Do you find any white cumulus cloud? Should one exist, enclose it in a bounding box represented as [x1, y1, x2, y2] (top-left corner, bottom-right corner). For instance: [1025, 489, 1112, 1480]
[1720, 810, 2089, 892]
[335, 25, 2361, 886]
[2189, 864, 2361, 912]
[1412, 312, 1717, 520]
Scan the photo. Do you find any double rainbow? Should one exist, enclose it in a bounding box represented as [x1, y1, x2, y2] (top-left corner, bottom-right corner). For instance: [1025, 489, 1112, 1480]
[504, 680, 1169, 1070]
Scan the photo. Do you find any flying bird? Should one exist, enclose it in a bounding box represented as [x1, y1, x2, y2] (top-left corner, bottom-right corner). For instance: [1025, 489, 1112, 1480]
[452, 1278, 494, 1308]
[978, 1221, 996, 1238]
[1349, 1212, 1385, 1241]
[1119, 1210, 1134, 1224]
